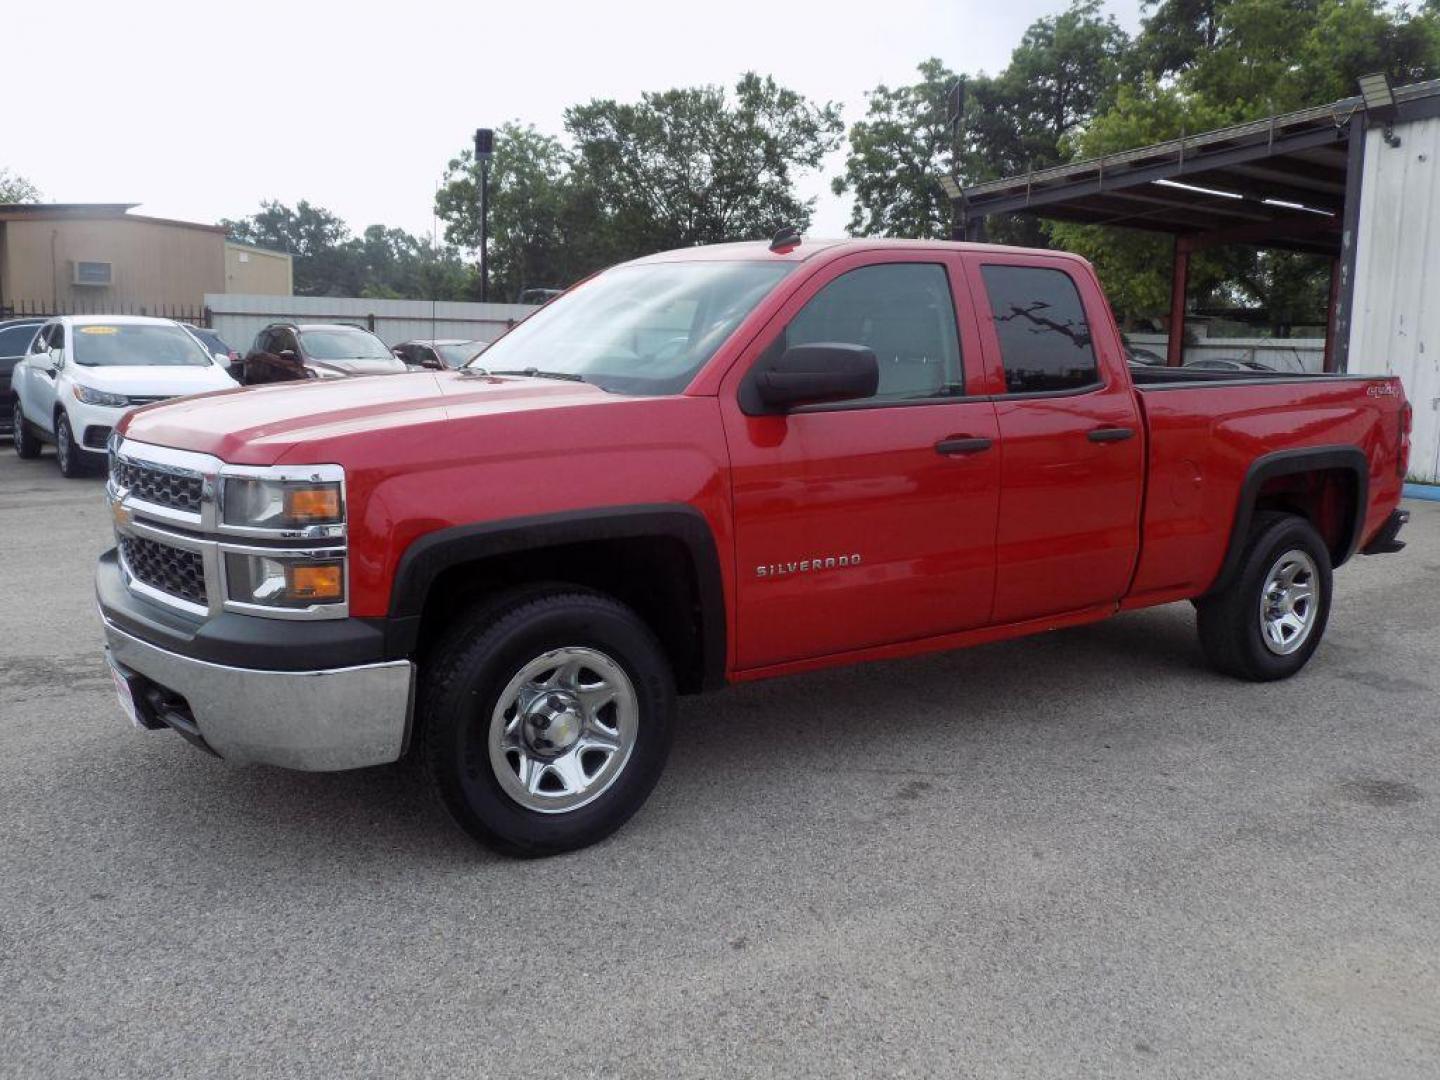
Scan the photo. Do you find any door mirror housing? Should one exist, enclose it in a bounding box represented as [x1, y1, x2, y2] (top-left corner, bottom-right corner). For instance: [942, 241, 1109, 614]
[748, 343, 879, 413]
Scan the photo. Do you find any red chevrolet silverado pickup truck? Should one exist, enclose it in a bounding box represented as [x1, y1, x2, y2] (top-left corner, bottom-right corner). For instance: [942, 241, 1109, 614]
[96, 237, 1411, 855]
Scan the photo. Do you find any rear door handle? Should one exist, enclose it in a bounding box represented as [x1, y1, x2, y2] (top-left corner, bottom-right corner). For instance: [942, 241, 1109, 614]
[935, 436, 993, 456]
[1087, 427, 1134, 443]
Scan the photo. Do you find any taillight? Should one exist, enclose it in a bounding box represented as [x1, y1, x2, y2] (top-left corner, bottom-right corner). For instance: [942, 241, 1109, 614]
[1399, 400, 1412, 479]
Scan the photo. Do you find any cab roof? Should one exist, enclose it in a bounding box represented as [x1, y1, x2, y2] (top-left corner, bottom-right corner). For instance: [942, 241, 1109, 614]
[628, 237, 1084, 265]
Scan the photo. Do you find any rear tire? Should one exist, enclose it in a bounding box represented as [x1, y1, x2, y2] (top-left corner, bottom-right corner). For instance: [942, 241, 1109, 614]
[420, 587, 676, 856]
[12, 400, 41, 459]
[1196, 512, 1333, 681]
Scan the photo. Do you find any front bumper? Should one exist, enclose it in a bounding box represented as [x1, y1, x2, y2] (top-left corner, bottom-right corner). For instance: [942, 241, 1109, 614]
[102, 616, 413, 770]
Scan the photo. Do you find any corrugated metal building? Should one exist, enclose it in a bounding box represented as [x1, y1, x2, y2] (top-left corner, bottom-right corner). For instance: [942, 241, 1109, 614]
[1347, 111, 1440, 483]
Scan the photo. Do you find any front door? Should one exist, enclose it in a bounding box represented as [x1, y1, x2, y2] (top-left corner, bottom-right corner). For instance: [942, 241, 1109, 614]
[963, 256, 1144, 624]
[720, 255, 1001, 670]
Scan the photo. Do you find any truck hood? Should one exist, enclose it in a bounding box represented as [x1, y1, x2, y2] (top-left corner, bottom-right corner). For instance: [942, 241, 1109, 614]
[118, 369, 620, 464]
[76, 364, 238, 398]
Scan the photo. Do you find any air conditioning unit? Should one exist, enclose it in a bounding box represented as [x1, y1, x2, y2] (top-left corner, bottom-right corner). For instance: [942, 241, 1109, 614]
[73, 260, 114, 287]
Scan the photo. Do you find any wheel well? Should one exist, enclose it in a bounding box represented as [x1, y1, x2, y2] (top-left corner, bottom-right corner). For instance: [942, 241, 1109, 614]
[1252, 467, 1358, 566]
[415, 536, 710, 694]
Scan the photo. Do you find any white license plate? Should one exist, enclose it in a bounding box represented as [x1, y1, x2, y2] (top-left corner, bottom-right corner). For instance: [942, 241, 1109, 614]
[108, 659, 144, 729]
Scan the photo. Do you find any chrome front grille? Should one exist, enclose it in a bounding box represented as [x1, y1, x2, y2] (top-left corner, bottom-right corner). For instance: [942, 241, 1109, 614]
[111, 456, 204, 513]
[119, 535, 207, 607]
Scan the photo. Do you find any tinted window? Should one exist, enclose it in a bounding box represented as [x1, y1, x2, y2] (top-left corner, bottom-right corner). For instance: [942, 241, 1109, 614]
[437, 342, 484, 367]
[299, 328, 392, 361]
[981, 265, 1098, 394]
[784, 263, 963, 401]
[0, 324, 41, 356]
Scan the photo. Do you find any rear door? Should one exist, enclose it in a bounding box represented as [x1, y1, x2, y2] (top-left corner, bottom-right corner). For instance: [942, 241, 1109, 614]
[963, 255, 1144, 623]
[720, 252, 1001, 669]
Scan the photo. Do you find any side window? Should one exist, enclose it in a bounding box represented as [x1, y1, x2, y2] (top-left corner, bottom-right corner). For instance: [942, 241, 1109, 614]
[784, 263, 964, 401]
[52, 325, 66, 352]
[253, 330, 272, 354]
[32, 325, 54, 353]
[980, 265, 1099, 394]
[0, 324, 38, 356]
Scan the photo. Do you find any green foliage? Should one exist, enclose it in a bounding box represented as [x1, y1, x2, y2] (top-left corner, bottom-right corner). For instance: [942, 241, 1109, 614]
[223, 200, 473, 300]
[833, 2, 1128, 244]
[0, 168, 41, 203]
[435, 77, 842, 300]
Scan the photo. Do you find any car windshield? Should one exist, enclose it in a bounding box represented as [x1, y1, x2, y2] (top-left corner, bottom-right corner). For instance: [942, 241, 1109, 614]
[71, 324, 214, 367]
[300, 328, 394, 361]
[470, 261, 794, 394]
[437, 342, 484, 367]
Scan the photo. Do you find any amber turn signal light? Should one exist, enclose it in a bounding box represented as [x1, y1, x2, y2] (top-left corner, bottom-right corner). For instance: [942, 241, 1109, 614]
[287, 562, 344, 602]
[285, 486, 342, 523]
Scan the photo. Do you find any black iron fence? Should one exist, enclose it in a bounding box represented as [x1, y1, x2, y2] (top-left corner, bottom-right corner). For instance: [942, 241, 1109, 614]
[0, 299, 211, 326]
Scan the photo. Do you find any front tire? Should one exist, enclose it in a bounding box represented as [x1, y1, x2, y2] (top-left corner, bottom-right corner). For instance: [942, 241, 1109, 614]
[1196, 512, 1333, 681]
[56, 412, 85, 478]
[12, 400, 41, 459]
[420, 588, 676, 856]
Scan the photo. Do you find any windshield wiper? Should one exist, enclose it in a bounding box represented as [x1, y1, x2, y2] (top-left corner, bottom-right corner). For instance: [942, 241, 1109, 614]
[491, 368, 586, 382]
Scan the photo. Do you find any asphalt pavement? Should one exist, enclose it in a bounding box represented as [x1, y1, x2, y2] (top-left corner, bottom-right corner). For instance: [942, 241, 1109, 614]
[2, 444, 1437, 1079]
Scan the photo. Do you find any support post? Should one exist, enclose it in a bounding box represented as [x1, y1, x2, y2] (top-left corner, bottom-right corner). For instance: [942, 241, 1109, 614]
[1323, 257, 1341, 373]
[479, 159, 489, 303]
[1167, 241, 1189, 367]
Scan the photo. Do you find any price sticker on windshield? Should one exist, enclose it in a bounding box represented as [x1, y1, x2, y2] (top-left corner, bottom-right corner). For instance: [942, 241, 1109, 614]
[79, 326, 120, 335]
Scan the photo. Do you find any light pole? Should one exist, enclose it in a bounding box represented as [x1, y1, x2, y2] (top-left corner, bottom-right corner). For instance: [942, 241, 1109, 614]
[474, 128, 494, 302]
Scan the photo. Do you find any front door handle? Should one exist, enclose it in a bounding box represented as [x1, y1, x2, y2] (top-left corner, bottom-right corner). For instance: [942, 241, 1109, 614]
[1087, 426, 1134, 443]
[935, 436, 993, 456]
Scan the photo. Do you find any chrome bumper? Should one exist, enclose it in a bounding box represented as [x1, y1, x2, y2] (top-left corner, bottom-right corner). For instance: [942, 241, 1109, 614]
[102, 616, 414, 771]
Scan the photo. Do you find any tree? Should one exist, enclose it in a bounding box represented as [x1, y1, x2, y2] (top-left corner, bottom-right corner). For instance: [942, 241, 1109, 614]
[833, 3, 1128, 243]
[435, 76, 843, 299]
[436, 123, 590, 300]
[565, 73, 843, 254]
[0, 168, 41, 203]
[830, 59, 958, 238]
[223, 200, 474, 300]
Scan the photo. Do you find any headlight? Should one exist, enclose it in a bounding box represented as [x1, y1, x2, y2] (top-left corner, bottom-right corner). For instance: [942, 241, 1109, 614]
[225, 553, 345, 608]
[222, 477, 343, 529]
[73, 384, 130, 408]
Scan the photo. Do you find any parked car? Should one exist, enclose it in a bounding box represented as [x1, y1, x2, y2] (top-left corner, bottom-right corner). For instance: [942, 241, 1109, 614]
[1123, 340, 1167, 366]
[0, 317, 45, 437]
[239, 323, 406, 384]
[183, 324, 240, 364]
[12, 315, 238, 476]
[393, 339, 489, 370]
[1184, 356, 1276, 372]
[98, 237, 1410, 856]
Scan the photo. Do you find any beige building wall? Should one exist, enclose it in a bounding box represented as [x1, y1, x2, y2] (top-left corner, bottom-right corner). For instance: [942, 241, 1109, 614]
[224, 242, 293, 296]
[1, 216, 225, 312]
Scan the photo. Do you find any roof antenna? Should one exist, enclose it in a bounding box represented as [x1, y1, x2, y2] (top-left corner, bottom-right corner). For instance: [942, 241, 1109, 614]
[769, 225, 801, 253]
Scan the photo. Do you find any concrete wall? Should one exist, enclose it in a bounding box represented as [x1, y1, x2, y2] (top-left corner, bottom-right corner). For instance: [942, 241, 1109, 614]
[0, 216, 225, 311]
[206, 294, 537, 353]
[1347, 115, 1440, 483]
[224, 242, 292, 296]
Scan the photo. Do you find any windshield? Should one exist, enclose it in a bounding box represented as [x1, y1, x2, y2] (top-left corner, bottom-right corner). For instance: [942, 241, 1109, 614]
[300, 328, 394, 361]
[72, 324, 214, 367]
[471, 261, 793, 394]
[437, 342, 484, 367]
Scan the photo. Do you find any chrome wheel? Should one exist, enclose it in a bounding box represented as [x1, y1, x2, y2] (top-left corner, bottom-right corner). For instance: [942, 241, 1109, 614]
[1259, 549, 1320, 655]
[488, 646, 638, 814]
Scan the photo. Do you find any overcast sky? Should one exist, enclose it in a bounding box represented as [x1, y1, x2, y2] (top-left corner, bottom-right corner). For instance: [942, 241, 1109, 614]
[9, 0, 1143, 245]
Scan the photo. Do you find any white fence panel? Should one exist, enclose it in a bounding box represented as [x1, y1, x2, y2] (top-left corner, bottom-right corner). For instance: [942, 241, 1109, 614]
[204, 294, 537, 353]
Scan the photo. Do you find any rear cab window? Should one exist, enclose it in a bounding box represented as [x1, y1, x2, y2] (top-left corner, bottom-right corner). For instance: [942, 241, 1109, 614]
[979, 264, 1100, 395]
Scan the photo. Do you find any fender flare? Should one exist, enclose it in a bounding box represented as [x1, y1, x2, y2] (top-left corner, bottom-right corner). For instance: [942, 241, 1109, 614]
[387, 504, 727, 691]
[1205, 446, 1368, 596]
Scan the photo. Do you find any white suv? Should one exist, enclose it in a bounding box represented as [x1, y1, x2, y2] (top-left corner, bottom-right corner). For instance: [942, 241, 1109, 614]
[12, 315, 239, 477]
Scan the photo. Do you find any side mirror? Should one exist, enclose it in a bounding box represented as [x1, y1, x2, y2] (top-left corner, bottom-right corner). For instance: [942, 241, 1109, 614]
[749, 343, 879, 412]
